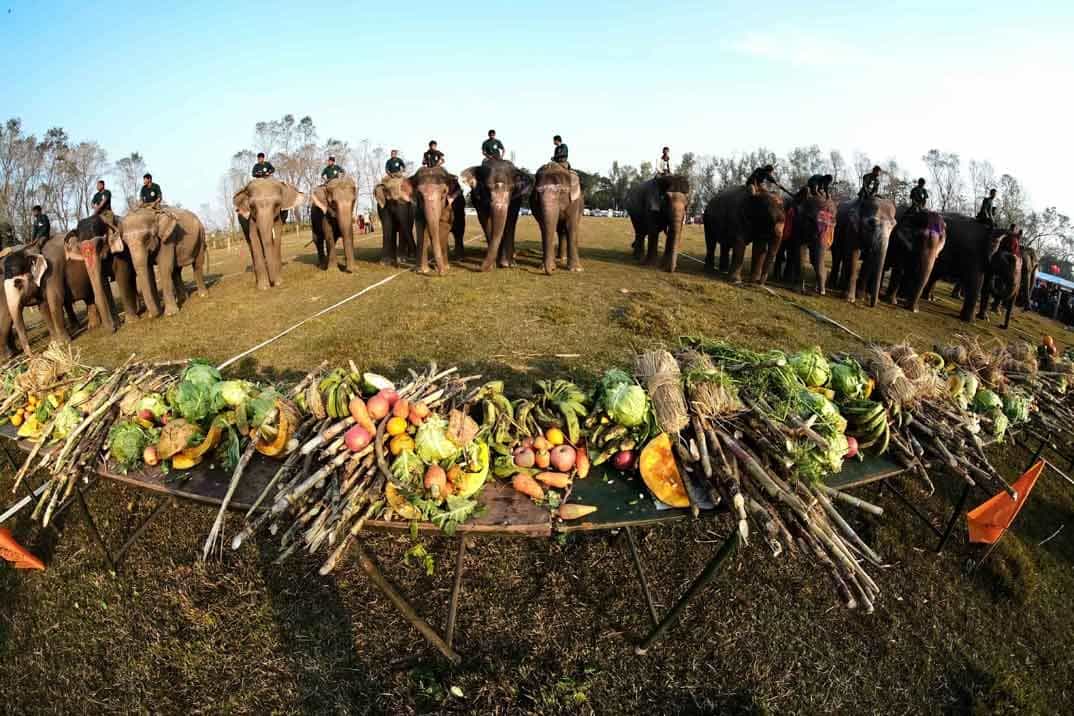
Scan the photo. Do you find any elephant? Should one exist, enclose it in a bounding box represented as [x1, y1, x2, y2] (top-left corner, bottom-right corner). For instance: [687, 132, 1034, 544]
[978, 247, 1023, 328]
[829, 197, 896, 305]
[702, 186, 786, 284]
[770, 193, 836, 294]
[233, 178, 303, 289]
[882, 209, 947, 313]
[119, 206, 208, 317]
[1, 233, 131, 356]
[461, 159, 533, 271]
[373, 176, 416, 266]
[310, 176, 358, 273]
[915, 214, 1006, 322]
[73, 215, 141, 328]
[625, 175, 690, 272]
[1016, 247, 1039, 310]
[531, 162, 584, 274]
[410, 166, 464, 275]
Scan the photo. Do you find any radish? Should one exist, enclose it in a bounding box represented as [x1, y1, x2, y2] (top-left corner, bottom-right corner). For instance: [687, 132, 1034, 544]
[344, 425, 372, 452]
[611, 450, 636, 471]
[845, 436, 859, 459]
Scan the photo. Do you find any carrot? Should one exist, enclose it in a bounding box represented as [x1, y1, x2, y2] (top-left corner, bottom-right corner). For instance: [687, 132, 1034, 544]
[575, 444, 591, 479]
[348, 397, 376, 435]
[512, 473, 544, 500]
[558, 504, 597, 520]
[535, 471, 572, 489]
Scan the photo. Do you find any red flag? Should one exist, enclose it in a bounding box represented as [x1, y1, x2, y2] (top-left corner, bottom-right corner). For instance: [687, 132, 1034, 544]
[966, 460, 1045, 544]
[0, 527, 45, 570]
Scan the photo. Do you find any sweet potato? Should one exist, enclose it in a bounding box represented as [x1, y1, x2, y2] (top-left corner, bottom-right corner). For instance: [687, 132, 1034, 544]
[349, 397, 376, 434]
[512, 473, 544, 500]
[535, 471, 571, 489]
[392, 398, 411, 420]
[558, 504, 598, 520]
[575, 444, 591, 479]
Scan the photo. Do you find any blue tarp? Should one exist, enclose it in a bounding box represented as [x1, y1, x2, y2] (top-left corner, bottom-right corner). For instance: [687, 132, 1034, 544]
[1036, 272, 1074, 292]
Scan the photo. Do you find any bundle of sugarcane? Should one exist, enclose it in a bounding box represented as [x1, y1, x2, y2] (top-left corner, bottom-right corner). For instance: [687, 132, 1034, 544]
[14, 357, 171, 526]
[680, 338, 883, 611]
[230, 363, 481, 574]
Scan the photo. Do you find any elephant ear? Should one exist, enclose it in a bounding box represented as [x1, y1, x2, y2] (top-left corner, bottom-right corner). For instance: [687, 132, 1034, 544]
[154, 211, 178, 251]
[108, 218, 125, 254]
[513, 170, 534, 199]
[373, 184, 386, 210]
[280, 184, 302, 211]
[460, 167, 480, 190]
[27, 252, 48, 287]
[233, 188, 251, 220]
[311, 185, 328, 213]
[568, 171, 581, 203]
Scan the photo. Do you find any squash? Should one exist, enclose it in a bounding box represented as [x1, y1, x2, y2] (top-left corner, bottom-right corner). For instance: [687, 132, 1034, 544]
[172, 450, 202, 470]
[638, 433, 689, 508]
[385, 483, 422, 520]
[255, 399, 300, 457]
[185, 422, 223, 460]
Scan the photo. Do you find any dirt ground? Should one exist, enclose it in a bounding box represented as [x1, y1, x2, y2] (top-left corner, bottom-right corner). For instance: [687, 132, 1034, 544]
[1, 217, 1072, 715]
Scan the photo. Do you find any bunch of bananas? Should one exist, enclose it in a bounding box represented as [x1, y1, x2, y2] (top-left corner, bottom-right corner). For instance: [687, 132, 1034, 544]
[586, 420, 637, 466]
[843, 399, 890, 454]
[532, 379, 588, 444]
[296, 368, 363, 420]
[473, 381, 516, 452]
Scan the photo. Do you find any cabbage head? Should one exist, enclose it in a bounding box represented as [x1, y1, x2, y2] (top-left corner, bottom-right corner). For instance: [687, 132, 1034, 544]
[108, 420, 155, 471]
[799, 389, 847, 433]
[135, 393, 168, 419]
[172, 381, 214, 424]
[604, 382, 648, 427]
[213, 380, 256, 409]
[990, 409, 1009, 442]
[830, 360, 867, 400]
[415, 415, 460, 464]
[972, 388, 1003, 413]
[1003, 393, 1031, 423]
[181, 360, 221, 389]
[789, 347, 831, 388]
[51, 405, 82, 440]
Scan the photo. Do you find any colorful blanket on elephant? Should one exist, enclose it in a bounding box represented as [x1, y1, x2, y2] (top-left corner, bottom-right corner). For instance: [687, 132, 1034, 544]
[782, 206, 797, 244]
[819, 207, 835, 248]
[926, 212, 944, 240]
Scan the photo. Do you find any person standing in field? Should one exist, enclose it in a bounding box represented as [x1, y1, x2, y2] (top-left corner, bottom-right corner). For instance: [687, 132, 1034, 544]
[252, 152, 275, 178]
[482, 130, 504, 161]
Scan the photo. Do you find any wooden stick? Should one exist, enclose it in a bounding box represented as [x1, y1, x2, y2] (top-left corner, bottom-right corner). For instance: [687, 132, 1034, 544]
[817, 483, 884, 516]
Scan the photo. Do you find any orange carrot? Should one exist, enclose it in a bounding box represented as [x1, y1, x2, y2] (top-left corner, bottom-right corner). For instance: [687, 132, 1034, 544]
[535, 471, 572, 489]
[512, 473, 544, 500]
[575, 444, 591, 479]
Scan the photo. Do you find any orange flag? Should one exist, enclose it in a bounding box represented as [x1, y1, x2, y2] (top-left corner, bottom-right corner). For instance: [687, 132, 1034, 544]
[0, 527, 45, 570]
[966, 460, 1045, 544]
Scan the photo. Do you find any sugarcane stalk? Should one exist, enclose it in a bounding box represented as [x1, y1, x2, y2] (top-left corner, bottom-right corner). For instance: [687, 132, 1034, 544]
[811, 485, 883, 566]
[201, 441, 257, 560]
[817, 483, 883, 516]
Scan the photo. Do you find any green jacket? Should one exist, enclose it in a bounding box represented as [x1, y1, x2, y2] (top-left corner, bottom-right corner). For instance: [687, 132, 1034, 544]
[252, 161, 275, 178]
[322, 164, 344, 181]
[140, 183, 162, 205]
[482, 138, 504, 159]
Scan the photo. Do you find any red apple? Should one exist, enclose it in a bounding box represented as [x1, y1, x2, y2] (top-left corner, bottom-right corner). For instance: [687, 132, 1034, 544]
[344, 425, 372, 452]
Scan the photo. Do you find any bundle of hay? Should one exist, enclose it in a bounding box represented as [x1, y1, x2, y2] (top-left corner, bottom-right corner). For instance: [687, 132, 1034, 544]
[634, 349, 689, 434]
[940, 343, 969, 367]
[13, 344, 79, 394]
[864, 348, 917, 407]
[678, 349, 742, 418]
[882, 343, 945, 402]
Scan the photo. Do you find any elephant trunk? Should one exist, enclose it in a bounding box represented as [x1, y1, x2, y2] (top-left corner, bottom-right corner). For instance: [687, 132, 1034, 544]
[255, 209, 279, 287]
[338, 200, 356, 271]
[864, 226, 890, 307]
[481, 192, 510, 272]
[539, 188, 560, 274]
[664, 198, 686, 273]
[421, 197, 446, 274]
[80, 241, 118, 331]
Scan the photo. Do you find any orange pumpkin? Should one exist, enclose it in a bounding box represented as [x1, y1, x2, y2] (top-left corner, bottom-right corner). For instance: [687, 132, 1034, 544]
[638, 433, 690, 508]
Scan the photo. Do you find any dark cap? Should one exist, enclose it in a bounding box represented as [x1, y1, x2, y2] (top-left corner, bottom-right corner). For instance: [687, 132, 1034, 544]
[553, 135, 562, 142]
[917, 177, 925, 184]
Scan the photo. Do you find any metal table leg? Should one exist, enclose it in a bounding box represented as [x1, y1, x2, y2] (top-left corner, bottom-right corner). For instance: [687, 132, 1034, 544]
[445, 536, 468, 648]
[885, 480, 945, 539]
[624, 526, 659, 628]
[635, 530, 739, 656]
[935, 482, 973, 554]
[354, 543, 461, 664]
[75, 484, 117, 573]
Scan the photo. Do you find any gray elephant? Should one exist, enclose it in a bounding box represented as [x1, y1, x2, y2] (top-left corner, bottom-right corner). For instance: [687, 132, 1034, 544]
[703, 186, 786, 283]
[461, 159, 533, 271]
[830, 197, 896, 305]
[373, 176, 416, 266]
[120, 206, 208, 317]
[882, 210, 947, 313]
[531, 162, 583, 274]
[72, 215, 141, 327]
[1, 233, 130, 355]
[233, 178, 303, 289]
[410, 167, 464, 275]
[311, 176, 358, 273]
[625, 175, 690, 272]
[772, 193, 837, 294]
[916, 214, 1005, 322]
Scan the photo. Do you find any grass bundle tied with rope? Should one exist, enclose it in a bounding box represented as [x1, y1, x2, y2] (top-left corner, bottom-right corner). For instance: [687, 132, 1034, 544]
[634, 349, 689, 434]
[678, 349, 742, 418]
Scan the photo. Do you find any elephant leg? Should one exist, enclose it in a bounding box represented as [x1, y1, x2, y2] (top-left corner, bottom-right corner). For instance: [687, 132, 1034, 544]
[193, 244, 209, 297]
[718, 241, 731, 274]
[729, 239, 746, 284]
[909, 245, 939, 313]
[45, 288, 69, 343]
[845, 248, 861, 304]
[268, 218, 284, 287]
[174, 265, 188, 304]
[416, 223, 431, 274]
[632, 229, 645, 261]
[749, 243, 768, 283]
[963, 272, 985, 322]
[567, 217, 582, 272]
[342, 232, 356, 274]
[814, 247, 828, 296]
[246, 229, 271, 291]
[155, 247, 180, 317]
[758, 238, 782, 285]
[5, 281, 33, 354]
[797, 244, 811, 294]
[64, 300, 79, 329]
[325, 222, 338, 271]
[642, 227, 660, 266]
[1002, 299, 1013, 329]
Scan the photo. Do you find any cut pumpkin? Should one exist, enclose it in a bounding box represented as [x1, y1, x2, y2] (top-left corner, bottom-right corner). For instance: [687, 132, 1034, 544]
[639, 433, 689, 508]
[255, 399, 300, 457]
[186, 422, 223, 459]
[386, 483, 422, 520]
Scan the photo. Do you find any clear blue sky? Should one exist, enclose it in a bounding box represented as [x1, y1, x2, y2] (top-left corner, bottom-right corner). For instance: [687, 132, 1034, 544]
[2, 1, 1070, 219]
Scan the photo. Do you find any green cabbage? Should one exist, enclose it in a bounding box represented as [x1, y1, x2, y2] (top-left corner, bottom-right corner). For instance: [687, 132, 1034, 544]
[108, 420, 156, 471]
[799, 389, 847, 434]
[51, 405, 82, 440]
[972, 388, 1003, 413]
[247, 390, 280, 429]
[594, 369, 649, 427]
[830, 359, 868, 400]
[135, 393, 167, 418]
[415, 415, 460, 464]
[1003, 392, 1031, 423]
[172, 381, 214, 424]
[789, 347, 831, 388]
[390, 449, 423, 488]
[181, 360, 221, 389]
[961, 372, 979, 402]
[213, 380, 256, 409]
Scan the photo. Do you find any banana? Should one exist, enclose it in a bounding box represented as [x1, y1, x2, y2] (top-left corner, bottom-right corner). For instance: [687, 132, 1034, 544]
[482, 399, 498, 428]
[516, 401, 534, 436]
[601, 425, 628, 445]
[492, 393, 514, 420]
[562, 409, 580, 444]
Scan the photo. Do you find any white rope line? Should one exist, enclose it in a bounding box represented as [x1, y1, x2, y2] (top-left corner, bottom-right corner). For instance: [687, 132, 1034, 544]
[216, 233, 485, 371]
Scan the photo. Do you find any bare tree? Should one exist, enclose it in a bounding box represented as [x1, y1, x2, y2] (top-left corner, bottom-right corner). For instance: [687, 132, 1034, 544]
[882, 159, 911, 206]
[784, 144, 826, 190]
[354, 140, 386, 212]
[967, 159, 996, 213]
[922, 149, 964, 213]
[828, 150, 846, 184]
[115, 152, 147, 211]
[996, 173, 1027, 228]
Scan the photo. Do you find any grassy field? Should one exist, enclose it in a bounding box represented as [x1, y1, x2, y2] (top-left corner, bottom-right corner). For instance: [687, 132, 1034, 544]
[1, 217, 1073, 714]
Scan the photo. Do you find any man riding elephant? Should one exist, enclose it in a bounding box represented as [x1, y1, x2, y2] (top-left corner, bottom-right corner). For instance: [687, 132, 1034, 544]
[552, 135, 569, 169]
[656, 147, 672, 175]
[422, 141, 444, 168]
[31, 205, 50, 245]
[482, 130, 504, 161]
[140, 173, 162, 208]
[252, 152, 275, 178]
[977, 188, 997, 227]
[859, 166, 882, 200]
[909, 178, 928, 213]
[807, 174, 833, 199]
[91, 179, 118, 239]
[322, 156, 344, 183]
[385, 149, 405, 176]
[745, 164, 778, 195]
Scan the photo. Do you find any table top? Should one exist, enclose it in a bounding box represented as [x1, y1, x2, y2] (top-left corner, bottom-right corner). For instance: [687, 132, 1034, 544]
[1, 425, 905, 538]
